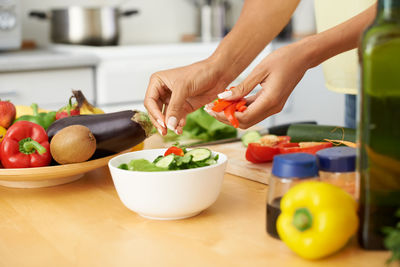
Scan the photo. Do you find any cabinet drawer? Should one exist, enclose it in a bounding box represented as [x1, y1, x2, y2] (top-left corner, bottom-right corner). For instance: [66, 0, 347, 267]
[0, 68, 94, 110]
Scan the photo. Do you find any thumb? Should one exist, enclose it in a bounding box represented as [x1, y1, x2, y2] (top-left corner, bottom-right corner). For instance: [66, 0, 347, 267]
[165, 90, 189, 132]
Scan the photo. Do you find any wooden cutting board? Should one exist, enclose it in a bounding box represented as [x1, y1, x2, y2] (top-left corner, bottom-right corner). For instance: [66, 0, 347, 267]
[208, 142, 272, 185]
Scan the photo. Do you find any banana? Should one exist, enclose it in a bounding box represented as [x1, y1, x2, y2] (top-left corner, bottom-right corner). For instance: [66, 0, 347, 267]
[79, 104, 105, 115]
[72, 90, 105, 115]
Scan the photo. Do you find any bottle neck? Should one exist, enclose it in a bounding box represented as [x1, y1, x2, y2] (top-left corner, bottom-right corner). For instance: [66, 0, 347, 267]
[377, 0, 400, 23]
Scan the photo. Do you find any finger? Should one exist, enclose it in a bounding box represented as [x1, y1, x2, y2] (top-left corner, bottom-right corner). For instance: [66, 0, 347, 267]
[165, 89, 192, 132]
[243, 91, 260, 105]
[210, 110, 231, 126]
[148, 113, 167, 136]
[218, 65, 269, 101]
[144, 75, 168, 132]
[145, 99, 168, 135]
[236, 77, 289, 128]
[174, 118, 186, 135]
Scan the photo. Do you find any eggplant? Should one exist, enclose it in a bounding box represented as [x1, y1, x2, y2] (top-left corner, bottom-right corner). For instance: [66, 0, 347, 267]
[47, 110, 154, 158]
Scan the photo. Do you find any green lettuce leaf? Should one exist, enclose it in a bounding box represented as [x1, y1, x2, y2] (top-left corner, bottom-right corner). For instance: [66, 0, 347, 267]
[163, 107, 237, 142]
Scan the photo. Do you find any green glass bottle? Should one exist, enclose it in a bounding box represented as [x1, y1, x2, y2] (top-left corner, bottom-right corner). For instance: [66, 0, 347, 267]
[358, 0, 400, 250]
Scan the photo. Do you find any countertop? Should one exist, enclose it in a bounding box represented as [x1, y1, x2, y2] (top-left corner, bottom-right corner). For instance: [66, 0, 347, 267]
[0, 49, 99, 73]
[0, 161, 390, 266]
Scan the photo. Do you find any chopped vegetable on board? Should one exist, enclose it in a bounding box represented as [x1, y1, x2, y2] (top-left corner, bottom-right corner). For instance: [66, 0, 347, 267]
[245, 135, 291, 163]
[278, 142, 332, 155]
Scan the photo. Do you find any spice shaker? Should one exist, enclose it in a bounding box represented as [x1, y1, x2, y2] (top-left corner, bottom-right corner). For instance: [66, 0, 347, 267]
[316, 147, 357, 199]
[266, 153, 319, 239]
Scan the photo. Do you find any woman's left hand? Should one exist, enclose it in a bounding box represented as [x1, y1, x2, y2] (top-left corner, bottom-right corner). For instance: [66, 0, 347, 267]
[206, 40, 313, 129]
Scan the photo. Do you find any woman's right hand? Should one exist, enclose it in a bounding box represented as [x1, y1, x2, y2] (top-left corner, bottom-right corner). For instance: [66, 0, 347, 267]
[144, 58, 230, 135]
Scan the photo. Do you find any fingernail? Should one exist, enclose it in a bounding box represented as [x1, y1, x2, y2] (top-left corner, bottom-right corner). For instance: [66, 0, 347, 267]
[167, 116, 178, 131]
[205, 108, 216, 117]
[218, 91, 232, 99]
[157, 119, 166, 128]
[157, 127, 163, 136]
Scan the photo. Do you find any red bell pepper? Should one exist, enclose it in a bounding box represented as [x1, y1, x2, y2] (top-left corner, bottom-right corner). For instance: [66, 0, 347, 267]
[235, 99, 247, 110]
[246, 143, 280, 163]
[246, 135, 291, 163]
[212, 99, 233, 113]
[56, 96, 80, 120]
[237, 105, 247, 112]
[211, 87, 248, 128]
[0, 121, 52, 168]
[224, 103, 240, 128]
[164, 146, 184, 156]
[279, 142, 332, 155]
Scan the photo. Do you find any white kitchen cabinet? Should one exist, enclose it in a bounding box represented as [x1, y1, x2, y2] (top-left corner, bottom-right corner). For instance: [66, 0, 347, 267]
[0, 67, 95, 110]
[96, 55, 208, 105]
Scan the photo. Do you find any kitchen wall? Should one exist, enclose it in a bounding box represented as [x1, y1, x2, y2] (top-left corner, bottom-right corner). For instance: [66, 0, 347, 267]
[21, 0, 243, 46]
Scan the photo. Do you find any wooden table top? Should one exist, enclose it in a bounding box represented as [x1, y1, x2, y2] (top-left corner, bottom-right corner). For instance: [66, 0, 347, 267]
[0, 166, 390, 267]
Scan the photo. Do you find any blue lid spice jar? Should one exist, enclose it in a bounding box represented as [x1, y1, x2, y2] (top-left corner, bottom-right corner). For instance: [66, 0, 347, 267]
[266, 153, 319, 239]
[316, 147, 357, 199]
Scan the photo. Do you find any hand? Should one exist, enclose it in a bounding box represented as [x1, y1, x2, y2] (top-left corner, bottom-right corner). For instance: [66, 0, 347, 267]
[206, 41, 312, 129]
[144, 58, 231, 135]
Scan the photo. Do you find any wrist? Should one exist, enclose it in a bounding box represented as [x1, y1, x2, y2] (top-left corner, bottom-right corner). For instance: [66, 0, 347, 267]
[296, 35, 326, 69]
[205, 51, 240, 89]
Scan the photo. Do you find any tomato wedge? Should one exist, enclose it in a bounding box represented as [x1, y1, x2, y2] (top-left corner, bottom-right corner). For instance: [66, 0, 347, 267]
[279, 142, 332, 155]
[164, 146, 184, 156]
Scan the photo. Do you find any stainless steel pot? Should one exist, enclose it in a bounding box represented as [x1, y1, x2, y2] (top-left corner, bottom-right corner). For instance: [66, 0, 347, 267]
[29, 6, 139, 46]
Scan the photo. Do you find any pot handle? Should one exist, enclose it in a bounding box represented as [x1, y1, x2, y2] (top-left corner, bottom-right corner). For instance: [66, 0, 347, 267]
[119, 9, 139, 17]
[29, 11, 48, 20]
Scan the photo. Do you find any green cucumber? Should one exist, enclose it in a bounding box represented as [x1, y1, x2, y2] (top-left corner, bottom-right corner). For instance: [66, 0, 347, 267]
[185, 148, 212, 162]
[241, 131, 262, 147]
[155, 154, 175, 169]
[287, 124, 356, 143]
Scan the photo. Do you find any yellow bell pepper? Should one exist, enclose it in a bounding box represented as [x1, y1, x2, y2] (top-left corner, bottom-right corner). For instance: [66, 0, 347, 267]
[0, 126, 6, 143]
[277, 181, 358, 260]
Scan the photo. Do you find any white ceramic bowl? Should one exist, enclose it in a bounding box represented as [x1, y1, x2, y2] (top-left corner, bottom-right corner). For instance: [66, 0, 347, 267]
[108, 149, 227, 220]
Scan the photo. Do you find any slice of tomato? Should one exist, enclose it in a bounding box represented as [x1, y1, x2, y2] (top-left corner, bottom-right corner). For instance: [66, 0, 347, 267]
[279, 142, 332, 155]
[164, 146, 184, 156]
[246, 143, 280, 163]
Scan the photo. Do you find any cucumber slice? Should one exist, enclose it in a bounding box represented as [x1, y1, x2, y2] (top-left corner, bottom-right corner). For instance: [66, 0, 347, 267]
[241, 131, 261, 147]
[155, 154, 175, 169]
[182, 153, 193, 164]
[204, 158, 217, 165]
[152, 155, 164, 164]
[185, 148, 212, 162]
